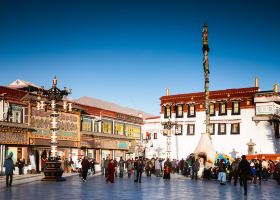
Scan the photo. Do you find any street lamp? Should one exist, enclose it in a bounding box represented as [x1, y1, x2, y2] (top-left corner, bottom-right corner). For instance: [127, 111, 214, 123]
[37, 77, 71, 181]
[160, 117, 179, 159]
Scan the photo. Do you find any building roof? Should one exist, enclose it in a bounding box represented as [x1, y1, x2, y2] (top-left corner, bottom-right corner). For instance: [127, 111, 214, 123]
[0, 86, 28, 105]
[160, 87, 259, 104]
[74, 96, 153, 118]
[8, 79, 41, 89]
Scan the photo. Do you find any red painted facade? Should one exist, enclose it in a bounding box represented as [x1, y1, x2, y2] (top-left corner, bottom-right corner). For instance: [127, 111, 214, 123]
[160, 87, 259, 114]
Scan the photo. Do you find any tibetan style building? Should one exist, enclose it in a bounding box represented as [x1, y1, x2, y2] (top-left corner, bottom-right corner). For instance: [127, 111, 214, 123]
[144, 82, 280, 160]
[75, 96, 148, 164]
[0, 81, 82, 174]
[0, 80, 149, 174]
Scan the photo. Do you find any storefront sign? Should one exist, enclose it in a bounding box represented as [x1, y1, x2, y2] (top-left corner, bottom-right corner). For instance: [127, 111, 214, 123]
[116, 113, 143, 124]
[0, 131, 29, 144]
[118, 141, 128, 149]
[30, 108, 79, 141]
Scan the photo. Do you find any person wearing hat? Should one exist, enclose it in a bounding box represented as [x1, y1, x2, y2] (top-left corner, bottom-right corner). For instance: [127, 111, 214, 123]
[4, 152, 15, 187]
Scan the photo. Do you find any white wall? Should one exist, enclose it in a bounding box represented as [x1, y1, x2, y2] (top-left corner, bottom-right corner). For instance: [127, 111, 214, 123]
[144, 107, 280, 160]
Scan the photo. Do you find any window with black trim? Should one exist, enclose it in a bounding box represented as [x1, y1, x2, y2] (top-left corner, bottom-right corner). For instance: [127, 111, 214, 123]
[176, 104, 183, 118]
[210, 103, 215, 116]
[188, 104, 196, 117]
[232, 101, 240, 115]
[187, 124, 195, 135]
[219, 102, 227, 116]
[218, 123, 226, 135]
[175, 124, 183, 135]
[164, 106, 171, 118]
[210, 123, 215, 135]
[231, 123, 240, 134]
[154, 132, 158, 139]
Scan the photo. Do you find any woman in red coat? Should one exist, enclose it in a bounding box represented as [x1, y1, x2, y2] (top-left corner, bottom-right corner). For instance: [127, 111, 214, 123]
[106, 159, 115, 183]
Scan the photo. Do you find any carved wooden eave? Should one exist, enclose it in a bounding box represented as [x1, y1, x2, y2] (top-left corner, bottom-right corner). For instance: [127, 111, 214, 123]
[0, 121, 35, 132]
[80, 131, 130, 140]
[0, 121, 35, 145]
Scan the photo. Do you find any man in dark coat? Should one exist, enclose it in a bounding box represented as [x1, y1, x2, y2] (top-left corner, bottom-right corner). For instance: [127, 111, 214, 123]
[192, 159, 200, 180]
[238, 155, 252, 196]
[81, 156, 91, 181]
[104, 157, 109, 177]
[4, 152, 15, 187]
[134, 157, 144, 183]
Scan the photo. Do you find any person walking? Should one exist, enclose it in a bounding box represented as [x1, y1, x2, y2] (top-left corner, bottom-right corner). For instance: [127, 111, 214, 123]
[114, 158, 118, 177]
[17, 158, 25, 175]
[90, 159, 96, 175]
[106, 159, 116, 183]
[238, 155, 252, 196]
[218, 159, 227, 185]
[192, 159, 200, 180]
[101, 158, 105, 176]
[81, 156, 91, 182]
[104, 157, 109, 177]
[118, 157, 125, 178]
[262, 158, 268, 181]
[4, 152, 15, 187]
[163, 158, 172, 180]
[255, 159, 262, 184]
[134, 157, 144, 183]
[230, 158, 240, 186]
[126, 158, 132, 178]
[155, 158, 161, 177]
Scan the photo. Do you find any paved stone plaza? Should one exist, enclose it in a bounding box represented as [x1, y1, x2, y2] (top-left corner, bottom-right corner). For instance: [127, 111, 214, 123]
[0, 174, 279, 200]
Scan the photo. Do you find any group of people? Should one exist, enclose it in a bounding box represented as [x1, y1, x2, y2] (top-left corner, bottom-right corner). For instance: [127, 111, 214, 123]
[100, 157, 178, 183]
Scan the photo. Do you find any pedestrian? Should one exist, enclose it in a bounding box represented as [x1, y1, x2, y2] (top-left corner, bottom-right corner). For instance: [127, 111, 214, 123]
[114, 158, 118, 177]
[163, 158, 172, 180]
[118, 157, 125, 178]
[104, 157, 109, 177]
[192, 159, 200, 180]
[218, 159, 226, 185]
[41, 154, 47, 172]
[17, 158, 25, 175]
[145, 159, 153, 177]
[255, 159, 262, 184]
[126, 158, 132, 178]
[262, 158, 268, 181]
[81, 156, 91, 181]
[134, 157, 144, 183]
[4, 152, 15, 187]
[238, 155, 252, 196]
[90, 159, 96, 175]
[179, 158, 185, 175]
[250, 162, 257, 184]
[230, 158, 240, 186]
[155, 158, 161, 177]
[106, 159, 115, 183]
[101, 158, 105, 176]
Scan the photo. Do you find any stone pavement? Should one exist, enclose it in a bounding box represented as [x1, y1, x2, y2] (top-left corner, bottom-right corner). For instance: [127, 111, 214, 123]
[0, 173, 279, 200]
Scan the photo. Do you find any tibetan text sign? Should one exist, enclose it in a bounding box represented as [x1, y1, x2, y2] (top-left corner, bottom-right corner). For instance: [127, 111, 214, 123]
[30, 108, 79, 141]
[116, 113, 143, 124]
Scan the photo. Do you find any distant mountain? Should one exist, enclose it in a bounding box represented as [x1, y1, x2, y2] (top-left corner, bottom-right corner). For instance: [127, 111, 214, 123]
[74, 96, 153, 118]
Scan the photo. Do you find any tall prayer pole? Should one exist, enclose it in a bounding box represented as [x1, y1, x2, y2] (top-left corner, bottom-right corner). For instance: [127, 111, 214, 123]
[202, 23, 211, 138]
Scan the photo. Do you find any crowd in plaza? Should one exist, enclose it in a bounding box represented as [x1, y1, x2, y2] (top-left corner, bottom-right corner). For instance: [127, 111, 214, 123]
[74, 154, 280, 196]
[4, 151, 280, 196]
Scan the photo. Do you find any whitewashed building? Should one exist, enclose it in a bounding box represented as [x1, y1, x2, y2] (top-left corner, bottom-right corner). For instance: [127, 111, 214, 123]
[143, 82, 280, 160]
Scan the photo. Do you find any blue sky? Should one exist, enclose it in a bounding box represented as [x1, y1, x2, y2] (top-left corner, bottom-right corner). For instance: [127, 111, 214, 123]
[0, 0, 279, 115]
